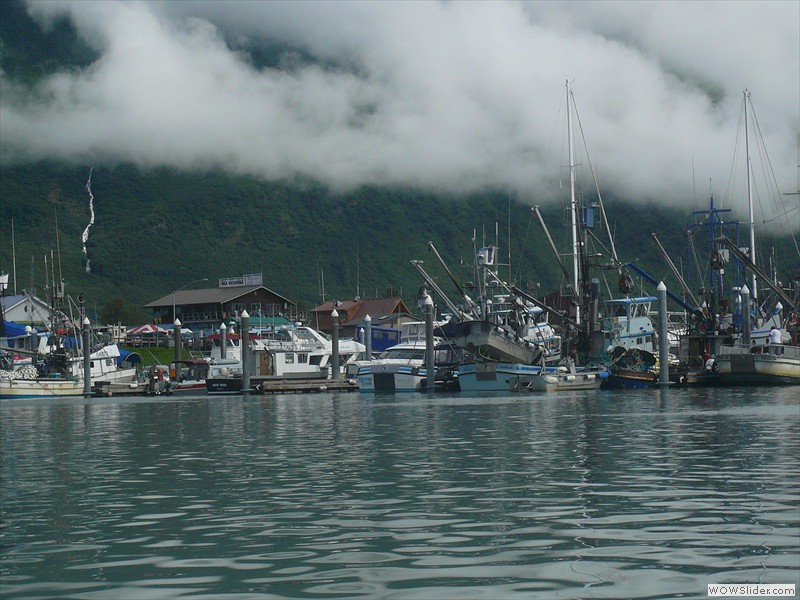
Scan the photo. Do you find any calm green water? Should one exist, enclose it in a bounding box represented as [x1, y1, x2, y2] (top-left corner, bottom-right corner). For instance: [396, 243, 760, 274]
[1, 387, 798, 599]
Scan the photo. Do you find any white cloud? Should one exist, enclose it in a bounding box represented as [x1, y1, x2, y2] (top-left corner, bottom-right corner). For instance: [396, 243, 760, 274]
[1, 0, 797, 223]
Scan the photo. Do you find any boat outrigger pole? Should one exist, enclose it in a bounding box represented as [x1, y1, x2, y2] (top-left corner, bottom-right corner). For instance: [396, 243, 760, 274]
[623, 262, 706, 323]
[427, 241, 470, 304]
[651, 232, 702, 309]
[409, 260, 470, 322]
[714, 237, 797, 312]
[533, 206, 572, 284]
[510, 285, 580, 331]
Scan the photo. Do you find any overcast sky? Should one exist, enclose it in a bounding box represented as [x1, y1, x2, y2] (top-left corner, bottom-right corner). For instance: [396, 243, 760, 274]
[2, 0, 798, 223]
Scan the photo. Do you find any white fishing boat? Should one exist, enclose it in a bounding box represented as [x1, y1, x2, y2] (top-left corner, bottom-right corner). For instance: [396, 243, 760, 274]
[354, 321, 462, 392]
[0, 343, 139, 399]
[715, 343, 799, 386]
[639, 90, 799, 384]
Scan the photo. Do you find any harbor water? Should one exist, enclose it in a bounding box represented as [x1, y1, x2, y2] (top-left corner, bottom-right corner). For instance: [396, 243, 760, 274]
[2, 387, 799, 599]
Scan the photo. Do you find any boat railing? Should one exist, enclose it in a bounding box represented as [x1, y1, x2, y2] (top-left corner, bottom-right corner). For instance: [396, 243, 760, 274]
[721, 344, 799, 358]
[253, 339, 324, 352]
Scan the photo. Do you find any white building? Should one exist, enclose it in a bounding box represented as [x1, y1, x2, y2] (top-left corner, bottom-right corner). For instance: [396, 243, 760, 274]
[1, 294, 55, 326]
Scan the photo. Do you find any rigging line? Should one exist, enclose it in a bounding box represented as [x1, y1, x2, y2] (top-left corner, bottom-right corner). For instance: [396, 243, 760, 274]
[723, 98, 746, 207]
[749, 95, 787, 211]
[571, 99, 619, 264]
[585, 228, 614, 266]
[748, 106, 800, 257]
[687, 231, 706, 290]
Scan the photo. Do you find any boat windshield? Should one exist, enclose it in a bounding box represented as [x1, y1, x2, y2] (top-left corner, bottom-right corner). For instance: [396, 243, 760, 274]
[379, 349, 425, 360]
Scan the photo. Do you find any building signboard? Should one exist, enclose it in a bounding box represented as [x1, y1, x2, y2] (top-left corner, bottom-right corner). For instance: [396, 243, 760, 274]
[219, 273, 263, 288]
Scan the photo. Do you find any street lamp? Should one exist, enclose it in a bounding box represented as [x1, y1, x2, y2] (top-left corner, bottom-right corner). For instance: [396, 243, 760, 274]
[0, 273, 8, 338]
[172, 278, 209, 322]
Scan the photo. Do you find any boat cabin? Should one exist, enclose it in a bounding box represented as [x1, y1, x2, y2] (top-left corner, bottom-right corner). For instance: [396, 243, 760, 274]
[600, 296, 657, 353]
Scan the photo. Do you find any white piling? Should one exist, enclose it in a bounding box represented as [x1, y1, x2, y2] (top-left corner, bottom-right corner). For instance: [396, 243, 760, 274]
[331, 309, 340, 381]
[220, 322, 227, 359]
[241, 311, 251, 396]
[364, 314, 372, 359]
[657, 281, 670, 385]
[83, 317, 91, 397]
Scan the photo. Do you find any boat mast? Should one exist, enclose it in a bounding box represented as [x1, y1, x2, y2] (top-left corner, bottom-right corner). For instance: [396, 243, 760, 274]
[567, 80, 581, 325]
[744, 88, 757, 302]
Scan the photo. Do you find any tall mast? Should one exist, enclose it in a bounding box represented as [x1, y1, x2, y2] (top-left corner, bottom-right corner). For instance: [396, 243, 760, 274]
[744, 88, 757, 301]
[11, 219, 17, 294]
[567, 80, 581, 325]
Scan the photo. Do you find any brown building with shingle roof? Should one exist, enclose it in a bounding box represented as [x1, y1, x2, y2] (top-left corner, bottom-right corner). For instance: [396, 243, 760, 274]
[311, 297, 416, 337]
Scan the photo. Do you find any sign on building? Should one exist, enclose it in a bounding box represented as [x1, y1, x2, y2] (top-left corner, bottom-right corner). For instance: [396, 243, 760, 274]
[219, 273, 263, 288]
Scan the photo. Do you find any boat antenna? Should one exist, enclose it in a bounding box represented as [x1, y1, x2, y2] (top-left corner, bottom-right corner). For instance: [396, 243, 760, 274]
[355, 240, 360, 300]
[507, 194, 512, 286]
[744, 88, 757, 302]
[11, 219, 18, 294]
[55, 206, 64, 285]
[566, 79, 581, 325]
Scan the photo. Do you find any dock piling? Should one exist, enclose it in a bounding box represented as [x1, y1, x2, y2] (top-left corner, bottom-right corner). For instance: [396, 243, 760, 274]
[657, 281, 670, 385]
[241, 311, 251, 396]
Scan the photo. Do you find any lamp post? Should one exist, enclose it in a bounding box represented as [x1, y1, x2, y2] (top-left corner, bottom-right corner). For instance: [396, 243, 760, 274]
[172, 278, 209, 322]
[0, 272, 8, 338]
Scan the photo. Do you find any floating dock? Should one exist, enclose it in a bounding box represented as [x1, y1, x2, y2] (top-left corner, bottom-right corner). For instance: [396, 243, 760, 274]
[94, 378, 360, 397]
[254, 379, 359, 395]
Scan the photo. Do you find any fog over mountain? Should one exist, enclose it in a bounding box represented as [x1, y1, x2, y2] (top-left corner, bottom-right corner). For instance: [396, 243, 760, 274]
[1, 1, 798, 226]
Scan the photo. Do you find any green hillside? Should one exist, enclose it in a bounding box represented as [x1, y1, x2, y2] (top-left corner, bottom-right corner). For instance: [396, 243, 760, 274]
[5, 160, 788, 326]
[0, 162, 578, 322]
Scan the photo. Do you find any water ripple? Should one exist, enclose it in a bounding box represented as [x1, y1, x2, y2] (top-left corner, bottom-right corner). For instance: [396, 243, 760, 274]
[2, 388, 798, 598]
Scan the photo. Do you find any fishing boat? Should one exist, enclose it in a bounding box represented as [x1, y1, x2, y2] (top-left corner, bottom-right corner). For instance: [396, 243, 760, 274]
[715, 343, 799, 386]
[528, 81, 660, 388]
[0, 343, 139, 399]
[412, 242, 563, 393]
[635, 89, 799, 385]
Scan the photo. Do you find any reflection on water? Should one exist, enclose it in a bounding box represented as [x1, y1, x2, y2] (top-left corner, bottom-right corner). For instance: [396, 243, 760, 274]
[1, 387, 798, 599]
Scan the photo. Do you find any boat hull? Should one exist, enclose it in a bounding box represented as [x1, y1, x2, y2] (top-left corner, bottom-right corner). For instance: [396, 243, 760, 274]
[514, 370, 605, 392]
[206, 377, 244, 394]
[445, 321, 541, 365]
[457, 362, 545, 392]
[602, 369, 657, 389]
[716, 345, 800, 386]
[0, 378, 84, 399]
[356, 364, 428, 392]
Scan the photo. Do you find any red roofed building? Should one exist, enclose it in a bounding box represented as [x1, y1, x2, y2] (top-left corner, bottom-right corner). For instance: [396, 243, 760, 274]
[311, 297, 415, 337]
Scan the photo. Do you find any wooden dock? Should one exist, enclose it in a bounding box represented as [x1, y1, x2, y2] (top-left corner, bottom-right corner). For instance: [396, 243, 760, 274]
[254, 379, 359, 395]
[94, 378, 360, 397]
